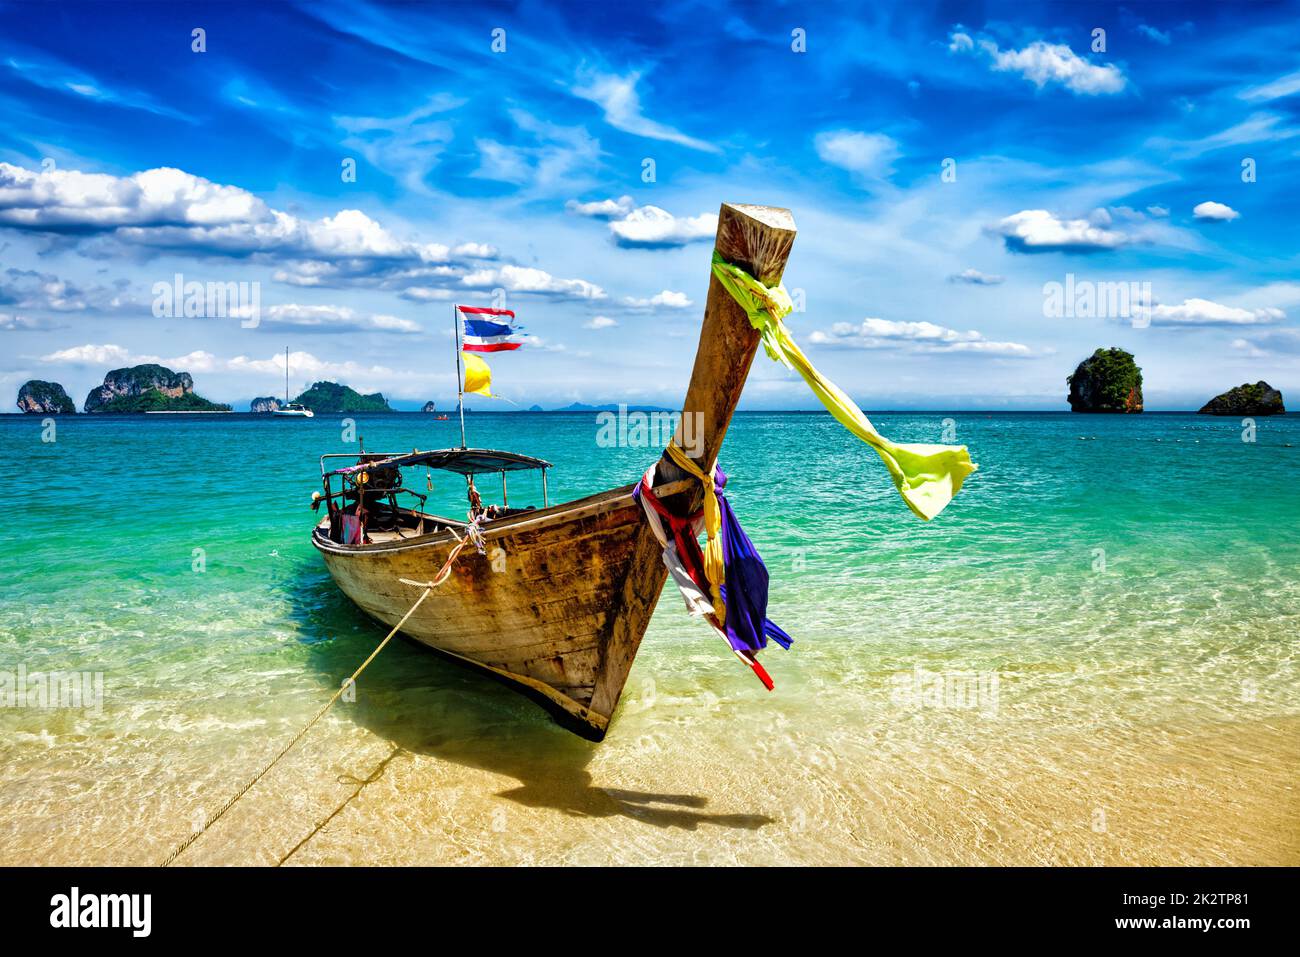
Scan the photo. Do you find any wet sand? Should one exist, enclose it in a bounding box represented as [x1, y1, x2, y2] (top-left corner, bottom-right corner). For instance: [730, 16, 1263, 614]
[10, 689, 1293, 867]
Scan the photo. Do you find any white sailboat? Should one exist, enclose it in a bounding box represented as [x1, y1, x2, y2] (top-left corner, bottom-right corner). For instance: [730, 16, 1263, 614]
[273, 346, 314, 418]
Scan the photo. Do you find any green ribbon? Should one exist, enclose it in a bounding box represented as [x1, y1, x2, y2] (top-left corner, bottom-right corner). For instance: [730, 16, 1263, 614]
[712, 250, 977, 521]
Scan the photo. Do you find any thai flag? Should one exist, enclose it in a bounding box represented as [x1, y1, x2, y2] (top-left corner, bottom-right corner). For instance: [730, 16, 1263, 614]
[457, 305, 523, 352]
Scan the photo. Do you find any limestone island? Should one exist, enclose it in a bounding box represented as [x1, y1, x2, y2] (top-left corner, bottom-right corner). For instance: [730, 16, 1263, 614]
[1067, 348, 1143, 413]
[16, 379, 76, 414]
[84, 364, 230, 413]
[1198, 381, 1285, 416]
[291, 381, 391, 413]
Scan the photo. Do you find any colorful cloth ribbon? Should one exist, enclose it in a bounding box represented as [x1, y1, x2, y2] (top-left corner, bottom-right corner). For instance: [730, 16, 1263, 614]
[635, 451, 790, 682]
[634, 463, 786, 689]
[713, 464, 792, 654]
[710, 250, 977, 521]
[664, 441, 727, 622]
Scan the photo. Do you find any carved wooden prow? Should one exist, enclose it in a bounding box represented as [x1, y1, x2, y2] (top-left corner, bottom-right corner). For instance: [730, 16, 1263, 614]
[669, 203, 797, 475]
[588, 203, 798, 727]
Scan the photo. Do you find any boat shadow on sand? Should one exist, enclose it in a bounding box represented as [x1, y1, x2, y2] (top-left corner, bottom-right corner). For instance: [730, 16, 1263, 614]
[286, 569, 773, 833]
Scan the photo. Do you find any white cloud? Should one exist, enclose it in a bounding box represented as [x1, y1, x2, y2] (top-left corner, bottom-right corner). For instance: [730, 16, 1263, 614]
[1232, 329, 1300, 356]
[0, 163, 611, 303]
[571, 69, 721, 153]
[948, 268, 1005, 285]
[954, 37, 1127, 95]
[623, 289, 693, 309]
[472, 109, 601, 193]
[398, 286, 454, 302]
[0, 163, 526, 291]
[948, 31, 974, 53]
[0, 267, 137, 314]
[517, 334, 566, 352]
[0, 312, 50, 331]
[566, 196, 635, 219]
[0, 163, 266, 230]
[4, 53, 187, 121]
[335, 94, 462, 195]
[814, 130, 900, 180]
[991, 209, 1133, 252]
[809, 318, 1033, 357]
[584, 315, 617, 329]
[225, 350, 403, 383]
[1157, 112, 1300, 159]
[38, 342, 219, 370]
[37, 342, 422, 385]
[607, 205, 717, 248]
[40, 343, 132, 365]
[0, 165, 652, 304]
[1150, 298, 1283, 327]
[1192, 201, 1240, 222]
[452, 242, 497, 259]
[1147, 205, 1170, 218]
[259, 304, 422, 334]
[459, 264, 606, 299]
[158, 349, 221, 373]
[1239, 70, 1300, 103]
[1137, 24, 1171, 45]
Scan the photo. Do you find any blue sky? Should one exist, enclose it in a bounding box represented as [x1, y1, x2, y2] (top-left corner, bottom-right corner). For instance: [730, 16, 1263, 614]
[1, 0, 1297, 410]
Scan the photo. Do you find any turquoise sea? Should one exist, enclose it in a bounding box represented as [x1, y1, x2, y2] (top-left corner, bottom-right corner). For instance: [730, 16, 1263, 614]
[2, 411, 1297, 865]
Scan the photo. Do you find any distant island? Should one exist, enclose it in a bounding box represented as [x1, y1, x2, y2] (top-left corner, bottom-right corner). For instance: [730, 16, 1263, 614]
[1067, 348, 1143, 413]
[84, 364, 229, 413]
[250, 396, 281, 413]
[548, 402, 674, 413]
[291, 380, 391, 413]
[421, 401, 437, 413]
[16, 380, 76, 414]
[1199, 381, 1285, 416]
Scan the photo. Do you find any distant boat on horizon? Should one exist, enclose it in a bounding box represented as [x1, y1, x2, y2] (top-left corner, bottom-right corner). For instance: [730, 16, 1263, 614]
[272, 346, 314, 418]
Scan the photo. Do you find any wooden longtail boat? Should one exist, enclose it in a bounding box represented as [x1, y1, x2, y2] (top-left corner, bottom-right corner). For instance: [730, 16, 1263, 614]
[311, 202, 797, 739]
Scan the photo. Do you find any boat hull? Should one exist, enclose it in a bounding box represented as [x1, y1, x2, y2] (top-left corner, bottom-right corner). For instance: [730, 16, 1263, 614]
[311, 481, 691, 738]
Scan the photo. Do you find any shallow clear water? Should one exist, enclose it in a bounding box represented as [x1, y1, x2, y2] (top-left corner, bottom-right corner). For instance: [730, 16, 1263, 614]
[1, 411, 1297, 865]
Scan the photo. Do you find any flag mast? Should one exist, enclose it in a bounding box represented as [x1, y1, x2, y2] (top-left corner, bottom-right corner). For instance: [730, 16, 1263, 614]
[453, 304, 467, 448]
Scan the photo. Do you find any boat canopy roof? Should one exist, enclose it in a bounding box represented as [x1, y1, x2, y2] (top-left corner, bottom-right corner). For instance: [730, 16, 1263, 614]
[322, 447, 552, 478]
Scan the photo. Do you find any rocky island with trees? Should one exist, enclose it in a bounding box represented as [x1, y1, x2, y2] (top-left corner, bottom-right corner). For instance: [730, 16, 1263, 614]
[1067, 348, 1144, 413]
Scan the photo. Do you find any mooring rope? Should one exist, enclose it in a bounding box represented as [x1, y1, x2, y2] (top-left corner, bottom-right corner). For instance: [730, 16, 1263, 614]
[161, 533, 475, 867]
[276, 743, 404, 867]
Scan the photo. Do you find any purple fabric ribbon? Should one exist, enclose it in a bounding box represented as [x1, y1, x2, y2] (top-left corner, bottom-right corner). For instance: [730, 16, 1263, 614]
[714, 466, 793, 654]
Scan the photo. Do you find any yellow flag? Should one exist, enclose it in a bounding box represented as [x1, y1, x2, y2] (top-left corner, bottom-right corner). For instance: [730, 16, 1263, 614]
[462, 352, 492, 396]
